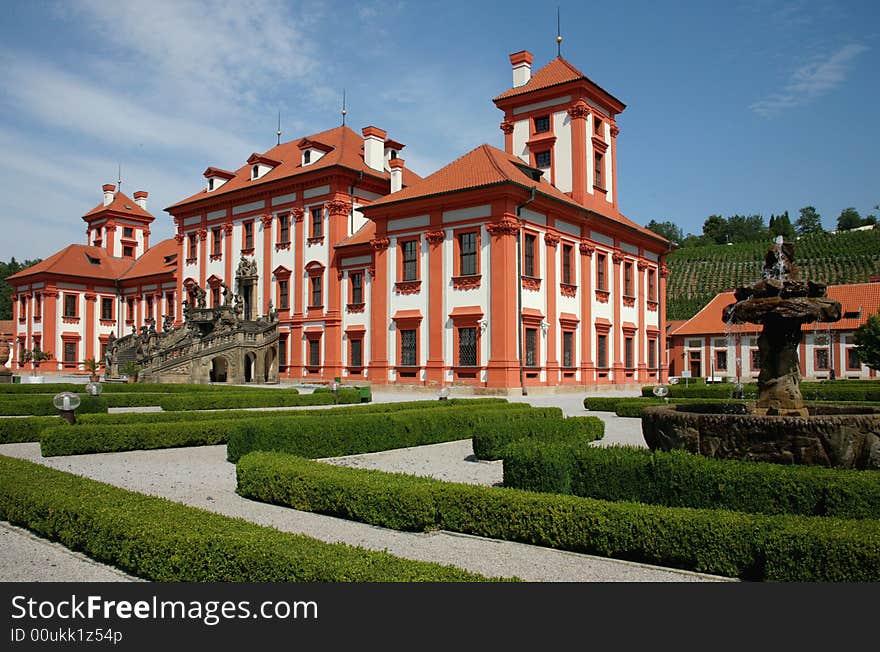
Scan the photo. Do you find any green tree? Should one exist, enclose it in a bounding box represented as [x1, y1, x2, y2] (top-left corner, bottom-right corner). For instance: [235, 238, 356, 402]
[769, 211, 795, 239]
[0, 258, 42, 320]
[837, 207, 863, 231]
[645, 219, 684, 243]
[726, 214, 767, 243]
[853, 310, 880, 370]
[796, 206, 823, 236]
[702, 215, 726, 244]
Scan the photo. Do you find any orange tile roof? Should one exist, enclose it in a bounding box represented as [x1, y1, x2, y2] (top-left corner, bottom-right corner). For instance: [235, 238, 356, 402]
[0, 320, 14, 336]
[119, 238, 178, 280]
[493, 56, 624, 108]
[83, 191, 154, 221]
[671, 282, 880, 336]
[7, 244, 133, 282]
[335, 221, 376, 249]
[167, 125, 423, 211]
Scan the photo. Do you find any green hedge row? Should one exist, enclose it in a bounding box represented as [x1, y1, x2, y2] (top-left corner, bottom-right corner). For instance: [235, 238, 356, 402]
[0, 382, 291, 395]
[39, 400, 521, 456]
[227, 406, 561, 462]
[471, 416, 604, 460]
[157, 389, 362, 411]
[0, 455, 488, 582]
[0, 395, 110, 416]
[503, 443, 880, 519]
[236, 451, 880, 581]
[641, 382, 880, 402]
[0, 416, 63, 444]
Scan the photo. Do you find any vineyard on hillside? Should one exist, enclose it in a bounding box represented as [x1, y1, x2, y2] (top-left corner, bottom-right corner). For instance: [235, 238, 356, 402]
[666, 229, 880, 320]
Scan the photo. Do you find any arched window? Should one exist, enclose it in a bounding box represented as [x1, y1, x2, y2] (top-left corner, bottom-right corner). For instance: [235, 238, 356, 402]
[251, 164, 259, 179]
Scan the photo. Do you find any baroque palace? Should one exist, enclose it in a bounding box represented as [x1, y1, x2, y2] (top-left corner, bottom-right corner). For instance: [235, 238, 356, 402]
[9, 49, 671, 390]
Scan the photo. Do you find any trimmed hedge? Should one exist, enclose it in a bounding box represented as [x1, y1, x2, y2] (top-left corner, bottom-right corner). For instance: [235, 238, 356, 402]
[504, 443, 880, 519]
[39, 400, 522, 455]
[0, 382, 290, 395]
[227, 406, 562, 462]
[0, 416, 64, 444]
[471, 416, 604, 460]
[237, 451, 880, 581]
[0, 454, 489, 582]
[158, 389, 361, 411]
[0, 395, 110, 416]
[641, 382, 880, 402]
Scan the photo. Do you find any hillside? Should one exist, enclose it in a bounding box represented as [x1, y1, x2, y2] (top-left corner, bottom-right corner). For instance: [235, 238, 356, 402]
[666, 229, 880, 320]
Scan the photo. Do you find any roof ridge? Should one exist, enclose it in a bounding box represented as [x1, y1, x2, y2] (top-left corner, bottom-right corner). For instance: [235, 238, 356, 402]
[482, 144, 510, 180]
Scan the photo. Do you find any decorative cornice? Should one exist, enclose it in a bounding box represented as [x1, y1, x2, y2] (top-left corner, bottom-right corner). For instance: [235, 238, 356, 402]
[307, 236, 325, 246]
[612, 252, 625, 265]
[327, 199, 352, 216]
[346, 302, 366, 313]
[42, 289, 58, 298]
[222, 222, 234, 235]
[560, 283, 577, 298]
[84, 293, 97, 302]
[486, 217, 520, 236]
[521, 276, 542, 291]
[197, 228, 208, 241]
[659, 266, 671, 278]
[174, 233, 185, 245]
[275, 242, 292, 252]
[209, 253, 223, 262]
[623, 296, 636, 308]
[592, 136, 609, 153]
[647, 300, 659, 312]
[499, 121, 515, 135]
[395, 280, 421, 295]
[610, 124, 620, 138]
[567, 100, 590, 120]
[260, 213, 274, 227]
[185, 257, 197, 265]
[370, 237, 390, 251]
[544, 233, 560, 248]
[425, 230, 446, 245]
[579, 242, 594, 256]
[291, 207, 305, 222]
[451, 275, 481, 290]
[367, 265, 375, 278]
[595, 289, 610, 303]
[637, 261, 649, 271]
[105, 225, 116, 232]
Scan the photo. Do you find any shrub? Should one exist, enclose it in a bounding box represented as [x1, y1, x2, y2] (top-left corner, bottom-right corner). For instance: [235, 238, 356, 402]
[0, 454, 489, 582]
[0, 383, 296, 395]
[471, 416, 604, 460]
[227, 406, 562, 462]
[0, 416, 63, 444]
[158, 389, 361, 411]
[503, 443, 880, 520]
[0, 395, 109, 416]
[237, 451, 880, 581]
[641, 382, 880, 402]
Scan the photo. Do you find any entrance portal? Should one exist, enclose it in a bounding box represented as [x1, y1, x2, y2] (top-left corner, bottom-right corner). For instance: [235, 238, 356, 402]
[244, 352, 255, 383]
[210, 356, 228, 383]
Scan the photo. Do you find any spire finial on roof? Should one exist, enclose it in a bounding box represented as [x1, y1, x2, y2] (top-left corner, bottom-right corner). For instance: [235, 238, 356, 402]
[556, 6, 563, 57]
[117, 164, 122, 193]
[341, 89, 347, 126]
[276, 111, 282, 146]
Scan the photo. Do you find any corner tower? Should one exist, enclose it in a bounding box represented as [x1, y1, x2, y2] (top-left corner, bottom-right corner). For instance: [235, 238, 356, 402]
[82, 184, 155, 258]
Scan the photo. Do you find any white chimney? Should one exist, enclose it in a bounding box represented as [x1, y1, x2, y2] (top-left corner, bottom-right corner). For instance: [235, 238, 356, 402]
[102, 183, 115, 207]
[133, 190, 148, 211]
[389, 158, 405, 193]
[362, 126, 386, 172]
[510, 50, 534, 88]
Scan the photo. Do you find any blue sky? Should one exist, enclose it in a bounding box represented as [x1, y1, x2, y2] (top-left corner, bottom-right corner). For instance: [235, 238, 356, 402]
[1, 0, 877, 260]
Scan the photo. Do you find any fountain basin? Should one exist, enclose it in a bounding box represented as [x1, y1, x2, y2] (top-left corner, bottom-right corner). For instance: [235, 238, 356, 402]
[642, 404, 880, 470]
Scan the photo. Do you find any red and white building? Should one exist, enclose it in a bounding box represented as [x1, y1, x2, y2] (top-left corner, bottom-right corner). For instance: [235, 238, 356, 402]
[8, 189, 177, 371]
[10, 49, 672, 389]
[668, 281, 880, 381]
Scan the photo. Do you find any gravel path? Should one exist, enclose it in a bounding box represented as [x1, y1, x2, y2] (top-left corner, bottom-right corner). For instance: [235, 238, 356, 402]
[0, 442, 730, 582]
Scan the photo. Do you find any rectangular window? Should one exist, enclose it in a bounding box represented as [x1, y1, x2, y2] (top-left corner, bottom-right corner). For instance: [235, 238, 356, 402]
[562, 244, 573, 284]
[350, 339, 363, 368]
[594, 153, 604, 188]
[211, 287, 220, 307]
[648, 269, 657, 301]
[244, 221, 254, 249]
[188, 233, 197, 259]
[278, 280, 289, 310]
[126, 298, 134, 322]
[34, 294, 42, 319]
[594, 117, 603, 135]
[400, 329, 417, 366]
[123, 227, 133, 238]
[751, 349, 761, 369]
[350, 272, 363, 304]
[459, 232, 477, 276]
[311, 207, 323, 238]
[165, 292, 174, 317]
[624, 262, 633, 296]
[212, 228, 222, 255]
[847, 348, 860, 370]
[815, 349, 829, 370]
[597, 334, 608, 368]
[279, 213, 290, 243]
[402, 240, 419, 281]
[597, 253, 607, 290]
[100, 342, 107, 363]
[279, 334, 288, 368]
[123, 246, 134, 258]
[648, 339, 657, 369]
[535, 150, 551, 168]
[63, 294, 77, 318]
[625, 337, 634, 368]
[33, 336, 41, 355]
[458, 327, 477, 367]
[146, 296, 153, 318]
[534, 115, 550, 133]
[308, 339, 320, 367]
[63, 341, 77, 364]
[525, 328, 538, 367]
[715, 350, 728, 371]
[524, 234, 536, 277]
[563, 331, 574, 368]
[310, 276, 322, 307]
[101, 297, 113, 320]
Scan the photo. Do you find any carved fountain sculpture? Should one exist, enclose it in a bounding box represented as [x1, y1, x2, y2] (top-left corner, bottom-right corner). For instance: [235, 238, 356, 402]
[642, 237, 880, 469]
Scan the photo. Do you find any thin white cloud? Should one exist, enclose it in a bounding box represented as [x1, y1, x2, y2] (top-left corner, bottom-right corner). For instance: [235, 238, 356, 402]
[750, 43, 868, 116]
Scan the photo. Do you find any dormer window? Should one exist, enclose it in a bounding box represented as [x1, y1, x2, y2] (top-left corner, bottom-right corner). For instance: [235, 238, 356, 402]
[204, 167, 235, 191]
[251, 164, 260, 179]
[303, 150, 311, 165]
[390, 150, 397, 160]
[208, 178, 215, 191]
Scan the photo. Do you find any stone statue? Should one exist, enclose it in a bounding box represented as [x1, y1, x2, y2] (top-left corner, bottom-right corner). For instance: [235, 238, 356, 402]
[162, 314, 173, 331]
[236, 256, 258, 278]
[222, 283, 232, 307]
[190, 284, 207, 309]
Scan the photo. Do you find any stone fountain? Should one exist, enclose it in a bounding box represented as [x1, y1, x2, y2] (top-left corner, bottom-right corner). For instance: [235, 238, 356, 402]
[642, 237, 880, 469]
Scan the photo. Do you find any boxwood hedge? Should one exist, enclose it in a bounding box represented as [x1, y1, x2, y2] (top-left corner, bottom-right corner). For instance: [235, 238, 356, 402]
[641, 382, 880, 402]
[471, 416, 604, 460]
[157, 389, 360, 411]
[503, 442, 880, 520]
[0, 415, 64, 444]
[0, 382, 288, 395]
[236, 451, 880, 581]
[0, 454, 489, 582]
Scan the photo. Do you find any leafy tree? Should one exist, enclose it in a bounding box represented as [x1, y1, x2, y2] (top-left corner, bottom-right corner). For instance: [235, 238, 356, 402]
[769, 211, 795, 239]
[837, 207, 863, 231]
[726, 214, 768, 243]
[0, 258, 42, 320]
[702, 215, 726, 244]
[854, 310, 880, 370]
[645, 220, 684, 243]
[796, 206, 823, 236]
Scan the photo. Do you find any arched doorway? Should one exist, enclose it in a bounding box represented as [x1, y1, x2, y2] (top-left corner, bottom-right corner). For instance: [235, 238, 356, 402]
[244, 352, 255, 383]
[264, 347, 277, 382]
[210, 356, 228, 383]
